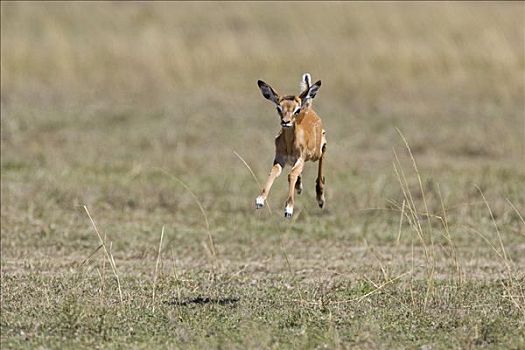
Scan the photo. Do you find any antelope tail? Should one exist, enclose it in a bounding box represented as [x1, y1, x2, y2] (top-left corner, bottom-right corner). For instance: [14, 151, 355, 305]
[300, 73, 311, 92]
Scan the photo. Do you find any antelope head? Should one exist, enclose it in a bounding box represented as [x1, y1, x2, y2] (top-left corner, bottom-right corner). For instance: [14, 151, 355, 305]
[257, 74, 321, 128]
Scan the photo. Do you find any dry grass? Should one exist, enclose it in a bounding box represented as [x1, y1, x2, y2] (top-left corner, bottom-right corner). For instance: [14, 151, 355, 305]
[1, 2, 525, 349]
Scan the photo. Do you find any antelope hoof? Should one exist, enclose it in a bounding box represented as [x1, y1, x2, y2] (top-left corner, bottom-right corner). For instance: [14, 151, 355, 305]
[295, 182, 303, 195]
[255, 196, 265, 209]
[284, 205, 293, 218]
[317, 195, 325, 209]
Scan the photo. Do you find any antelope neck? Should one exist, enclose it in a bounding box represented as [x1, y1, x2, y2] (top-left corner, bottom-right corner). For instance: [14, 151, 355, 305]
[282, 124, 296, 153]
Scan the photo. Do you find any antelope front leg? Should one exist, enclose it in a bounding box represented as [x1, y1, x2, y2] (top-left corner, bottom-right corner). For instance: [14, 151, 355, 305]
[255, 163, 282, 209]
[284, 158, 304, 218]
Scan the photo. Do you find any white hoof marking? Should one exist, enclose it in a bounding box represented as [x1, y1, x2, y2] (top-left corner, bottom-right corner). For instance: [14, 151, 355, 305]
[284, 205, 293, 218]
[255, 196, 265, 209]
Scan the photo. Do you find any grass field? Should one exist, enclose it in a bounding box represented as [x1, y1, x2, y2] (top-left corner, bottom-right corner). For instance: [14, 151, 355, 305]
[1, 2, 525, 349]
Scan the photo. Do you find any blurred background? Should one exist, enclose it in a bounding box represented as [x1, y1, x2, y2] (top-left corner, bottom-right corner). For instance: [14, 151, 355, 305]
[1, 1, 524, 256]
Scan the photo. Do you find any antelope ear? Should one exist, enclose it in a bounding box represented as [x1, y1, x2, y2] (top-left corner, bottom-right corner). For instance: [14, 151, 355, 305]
[300, 80, 321, 104]
[257, 80, 280, 105]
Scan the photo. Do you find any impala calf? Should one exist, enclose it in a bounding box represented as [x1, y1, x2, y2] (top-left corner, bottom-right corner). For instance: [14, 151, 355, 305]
[255, 73, 327, 218]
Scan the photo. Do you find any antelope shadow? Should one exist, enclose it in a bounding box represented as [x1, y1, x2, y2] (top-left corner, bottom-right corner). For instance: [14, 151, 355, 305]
[167, 296, 240, 307]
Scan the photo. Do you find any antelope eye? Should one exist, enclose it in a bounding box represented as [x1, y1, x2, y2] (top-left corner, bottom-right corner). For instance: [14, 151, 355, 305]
[276, 106, 282, 115]
[294, 108, 301, 115]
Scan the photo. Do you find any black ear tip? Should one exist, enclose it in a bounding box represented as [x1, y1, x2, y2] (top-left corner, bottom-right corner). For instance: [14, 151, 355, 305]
[316, 80, 322, 86]
[257, 80, 265, 87]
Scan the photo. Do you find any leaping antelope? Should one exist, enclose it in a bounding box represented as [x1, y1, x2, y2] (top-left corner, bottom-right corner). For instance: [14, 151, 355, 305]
[255, 73, 327, 218]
